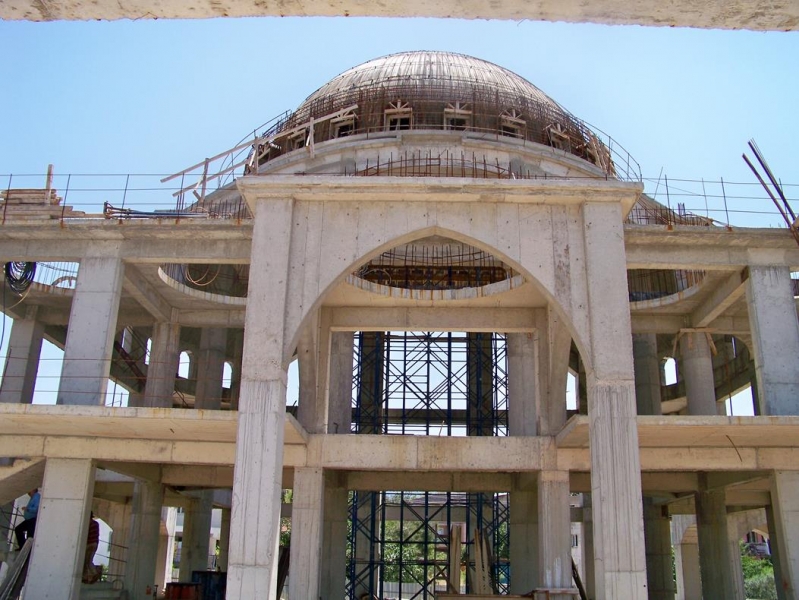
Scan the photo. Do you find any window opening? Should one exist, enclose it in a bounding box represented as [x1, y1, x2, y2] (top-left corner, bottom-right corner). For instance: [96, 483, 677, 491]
[444, 102, 472, 131]
[545, 123, 571, 153]
[500, 109, 525, 139]
[385, 99, 413, 131]
[332, 116, 357, 138]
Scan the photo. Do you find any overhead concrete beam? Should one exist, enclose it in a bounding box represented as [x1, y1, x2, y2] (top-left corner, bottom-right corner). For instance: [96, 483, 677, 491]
[239, 175, 642, 211]
[123, 266, 174, 322]
[2, 0, 798, 30]
[178, 309, 245, 327]
[0, 221, 252, 263]
[346, 470, 513, 492]
[98, 461, 163, 482]
[330, 306, 535, 332]
[0, 457, 45, 505]
[691, 269, 748, 327]
[162, 464, 235, 487]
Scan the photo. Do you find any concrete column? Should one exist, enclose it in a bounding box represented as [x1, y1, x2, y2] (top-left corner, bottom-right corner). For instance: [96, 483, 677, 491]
[179, 492, 213, 581]
[582, 494, 596, 599]
[582, 201, 647, 600]
[510, 474, 538, 594]
[643, 500, 675, 600]
[328, 331, 353, 435]
[0, 310, 44, 404]
[24, 458, 95, 600]
[155, 530, 171, 594]
[322, 473, 348, 599]
[157, 507, 178, 591]
[633, 333, 662, 416]
[679, 332, 716, 415]
[695, 477, 737, 600]
[194, 328, 227, 410]
[289, 467, 325, 599]
[507, 331, 540, 595]
[356, 332, 384, 434]
[185, 327, 225, 584]
[218, 508, 230, 571]
[635, 336, 673, 600]
[728, 518, 746, 600]
[124, 327, 149, 408]
[769, 471, 799, 598]
[124, 481, 164, 599]
[228, 198, 293, 599]
[467, 332, 494, 436]
[671, 515, 700, 600]
[352, 330, 382, 598]
[321, 332, 352, 599]
[143, 321, 180, 408]
[539, 308, 572, 436]
[58, 256, 124, 405]
[538, 471, 572, 597]
[106, 501, 132, 581]
[746, 265, 799, 415]
[297, 312, 327, 434]
[229, 329, 244, 411]
[507, 332, 538, 436]
[766, 504, 787, 600]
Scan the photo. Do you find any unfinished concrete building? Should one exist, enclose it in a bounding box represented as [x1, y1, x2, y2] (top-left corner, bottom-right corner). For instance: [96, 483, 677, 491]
[1, 51, 798, 600]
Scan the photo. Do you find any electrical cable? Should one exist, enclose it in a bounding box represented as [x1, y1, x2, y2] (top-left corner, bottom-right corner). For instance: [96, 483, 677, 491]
[4, 262, 36, 295]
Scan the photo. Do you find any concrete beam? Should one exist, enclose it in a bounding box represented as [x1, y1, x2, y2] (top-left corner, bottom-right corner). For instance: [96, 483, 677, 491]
[177, 309, 245, 328]
[123, 266, 174, 322]
[307, 434, 557, 472]
[97, 461, 162, 482]
[3, 0, 798, 30]
[346, 470, 514, 491]
[239, 175, 642, 210]
[0, 235, 251, 264]
[0, 457, 45, 505]
[162, 465, 235, 487]
[330, 306, 535, 332]
[691, 269, 748, 328]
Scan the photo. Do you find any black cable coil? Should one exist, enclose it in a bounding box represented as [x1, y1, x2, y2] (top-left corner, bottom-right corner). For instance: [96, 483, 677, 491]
[4, 261, 36, 295]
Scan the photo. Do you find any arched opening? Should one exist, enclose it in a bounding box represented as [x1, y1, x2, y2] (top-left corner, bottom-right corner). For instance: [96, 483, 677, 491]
[222, 361, 233, 390]
[178, 351, 192, 380]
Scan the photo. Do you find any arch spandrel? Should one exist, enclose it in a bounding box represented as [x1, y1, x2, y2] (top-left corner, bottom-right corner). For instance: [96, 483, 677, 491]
[280, 198, 594, 371]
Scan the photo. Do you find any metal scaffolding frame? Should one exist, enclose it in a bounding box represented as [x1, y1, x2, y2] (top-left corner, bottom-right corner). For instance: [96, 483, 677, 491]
[346, 331, 510, 598]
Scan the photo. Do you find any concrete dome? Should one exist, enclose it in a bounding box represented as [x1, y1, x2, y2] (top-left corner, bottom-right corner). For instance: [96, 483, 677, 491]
[249, 50, 637, 180]
[295, 50, 566, 117]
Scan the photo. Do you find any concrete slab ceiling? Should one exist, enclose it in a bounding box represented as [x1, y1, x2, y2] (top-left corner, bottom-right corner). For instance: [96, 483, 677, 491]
[1, 0, 798, 30]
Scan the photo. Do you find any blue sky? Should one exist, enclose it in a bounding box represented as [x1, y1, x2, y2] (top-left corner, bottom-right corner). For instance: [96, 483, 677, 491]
[1, 17, 797, 412]
[1, 18, 797, 224]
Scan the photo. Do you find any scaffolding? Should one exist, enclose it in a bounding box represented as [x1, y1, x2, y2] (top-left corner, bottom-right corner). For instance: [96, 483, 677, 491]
[347, 331, 510, 598]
